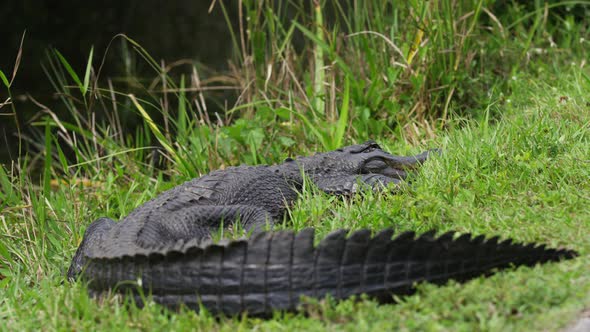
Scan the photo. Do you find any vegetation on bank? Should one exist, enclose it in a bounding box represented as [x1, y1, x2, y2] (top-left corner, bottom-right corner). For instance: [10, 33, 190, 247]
[1, 1, 589, 330]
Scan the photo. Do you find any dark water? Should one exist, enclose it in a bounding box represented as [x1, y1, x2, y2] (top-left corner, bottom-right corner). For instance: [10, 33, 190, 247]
[0, 1, 238, 163]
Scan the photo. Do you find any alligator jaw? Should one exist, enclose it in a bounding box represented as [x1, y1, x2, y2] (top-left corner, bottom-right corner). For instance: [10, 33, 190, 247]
[368, 148, 441, 180]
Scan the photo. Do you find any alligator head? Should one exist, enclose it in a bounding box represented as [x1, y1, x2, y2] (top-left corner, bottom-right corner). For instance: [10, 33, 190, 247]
[288, 140, 438, 194]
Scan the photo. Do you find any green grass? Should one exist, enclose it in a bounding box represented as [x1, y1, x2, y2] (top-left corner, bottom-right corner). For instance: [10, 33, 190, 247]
[1, 67, 589, 331]
[1, 1, 590, 331]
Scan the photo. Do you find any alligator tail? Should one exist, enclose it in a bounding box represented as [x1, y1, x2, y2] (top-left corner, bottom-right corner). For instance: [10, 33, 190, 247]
[83, 228, 576, 316]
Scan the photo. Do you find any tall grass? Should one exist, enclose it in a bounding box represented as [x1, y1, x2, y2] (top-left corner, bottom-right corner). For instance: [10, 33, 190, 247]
[218, 0, 588, 148]
[2, 1, 583, 181]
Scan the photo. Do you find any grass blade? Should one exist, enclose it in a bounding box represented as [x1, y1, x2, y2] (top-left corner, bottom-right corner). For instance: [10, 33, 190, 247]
[0, 70, 9, 88]
[177, 75, 187, 139]
[129, 94, 178, 162]
[54, 49, 83, 93]
[82, 46, 94, 96]
[312, 0, 325, 114]
[0, 240, 10, 264]
[293, 111, 328, 149]
[43, 118, 52, 200]
[10, 30, 26, 86]
[334, 76, 349, 148]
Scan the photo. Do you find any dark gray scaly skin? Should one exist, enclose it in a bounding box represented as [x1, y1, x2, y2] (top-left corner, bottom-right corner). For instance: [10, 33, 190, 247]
[68, 141, 577, 316]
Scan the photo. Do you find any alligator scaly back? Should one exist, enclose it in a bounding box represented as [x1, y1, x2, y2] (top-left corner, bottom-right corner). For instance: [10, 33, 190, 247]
[81, 228, 576, 316]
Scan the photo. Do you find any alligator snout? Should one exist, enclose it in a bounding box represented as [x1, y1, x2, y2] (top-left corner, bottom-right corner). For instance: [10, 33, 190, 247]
[384, 148, 441, 170]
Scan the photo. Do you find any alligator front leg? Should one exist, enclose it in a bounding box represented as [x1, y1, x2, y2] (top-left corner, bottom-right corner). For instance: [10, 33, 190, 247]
[314, 174, 402, 195]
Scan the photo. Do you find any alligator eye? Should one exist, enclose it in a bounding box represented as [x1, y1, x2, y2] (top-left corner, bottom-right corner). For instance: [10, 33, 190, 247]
[362, 159, 388, 173]
[356, 142, 381, 153]
[348, 141, 382, 154]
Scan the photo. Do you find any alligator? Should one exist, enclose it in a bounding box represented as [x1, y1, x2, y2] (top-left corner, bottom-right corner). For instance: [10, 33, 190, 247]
[67, 141, 576, 316]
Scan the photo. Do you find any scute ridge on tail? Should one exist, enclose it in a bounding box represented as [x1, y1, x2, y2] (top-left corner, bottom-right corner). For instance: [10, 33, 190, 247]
[82, 228, 576, 315]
